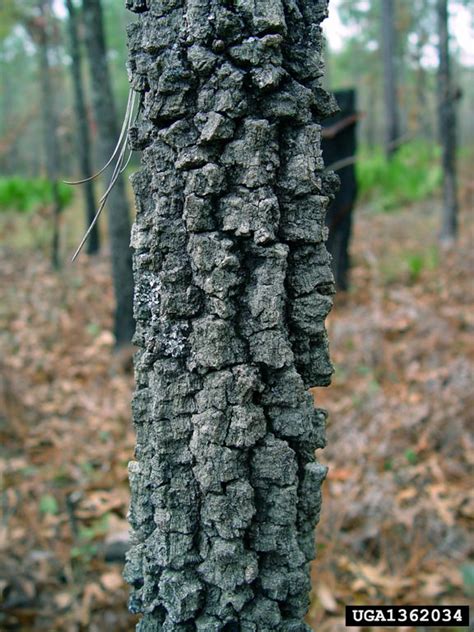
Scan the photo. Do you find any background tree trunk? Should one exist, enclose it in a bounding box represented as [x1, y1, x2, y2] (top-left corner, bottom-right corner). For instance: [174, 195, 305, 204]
[0, 57, 19, 175]
[381, 0, 400, 159]
[65, 0, 100, 255]
[414, 27, 431, 140]
[365, 77, 377, 150]
[437, 0, 458, 243]
[124, 0, 336, 629]
[82, 0, 134, 345]
[322, 89, 358, 292]
[36, 0, 62, 270]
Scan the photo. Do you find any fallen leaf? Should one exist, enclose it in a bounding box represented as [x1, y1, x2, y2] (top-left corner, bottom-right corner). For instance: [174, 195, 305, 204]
[100, 571, 124, 592]
[316, 585, 338, 612]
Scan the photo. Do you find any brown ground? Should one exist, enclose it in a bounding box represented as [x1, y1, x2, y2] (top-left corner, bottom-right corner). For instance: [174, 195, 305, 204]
[0, 194, 472, 631]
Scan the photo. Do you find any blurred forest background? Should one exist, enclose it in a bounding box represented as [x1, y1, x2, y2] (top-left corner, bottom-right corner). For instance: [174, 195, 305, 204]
[0, 0, 473, 630]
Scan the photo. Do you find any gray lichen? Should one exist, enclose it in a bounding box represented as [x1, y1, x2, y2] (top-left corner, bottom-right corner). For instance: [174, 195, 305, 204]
[125, 0, 337, 628]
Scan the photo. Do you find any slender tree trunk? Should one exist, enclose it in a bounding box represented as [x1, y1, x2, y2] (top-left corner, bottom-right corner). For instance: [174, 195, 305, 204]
[365, 76, 377, 150]
[124, 0, 336, 629]
[414, 30, 431, 140]
[37, 1, 62, 270]
[82, 0, 134, 345]
[0, 58, 18, 175]
[437, 0, 458, 242]
[65, 0, 100, 255]
[322, 90, 358, 292]
[381, 0, 400, 159]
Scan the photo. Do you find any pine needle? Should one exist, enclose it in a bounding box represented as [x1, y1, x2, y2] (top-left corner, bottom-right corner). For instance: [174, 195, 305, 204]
[68, 89, 137, 262]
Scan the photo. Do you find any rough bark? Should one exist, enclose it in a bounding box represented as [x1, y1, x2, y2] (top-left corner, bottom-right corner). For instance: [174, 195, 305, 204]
[436, 0, 458, 242]
[65, 0, 100, 255]
[381, 0, 400, 159]
[124, 0, 337, 629]
[82, 0, 134, 344]
[37, 1, 63, 270]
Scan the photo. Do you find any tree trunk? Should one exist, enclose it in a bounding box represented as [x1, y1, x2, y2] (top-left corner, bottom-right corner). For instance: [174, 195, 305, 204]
[414, 27, 431, 140]
[37, 1, 62, 270]
[437, 0, 458, 243]
[124, 0, 336, 629]
[0, 58, 18, 176]
[365, 76, 377, 150]
[65, 0, 100, 255]
[322, 90, 358, 292]
[82, 0, 134, 345]
[381, 0, 400, 159]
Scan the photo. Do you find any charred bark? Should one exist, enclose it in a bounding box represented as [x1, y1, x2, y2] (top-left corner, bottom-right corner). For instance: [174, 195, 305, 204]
[322, 89, 358, 292]
[125, 0, 337, 629]
[437, 0, 458, 242]
[65, 0, 100, 255]
[82, 0, 134, 345]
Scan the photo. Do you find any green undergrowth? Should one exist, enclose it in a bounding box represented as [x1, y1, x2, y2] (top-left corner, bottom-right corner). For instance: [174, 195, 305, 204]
[379, 245, 440, 285]
[0, 177, 73, 213]
[356, 141, 442, 211]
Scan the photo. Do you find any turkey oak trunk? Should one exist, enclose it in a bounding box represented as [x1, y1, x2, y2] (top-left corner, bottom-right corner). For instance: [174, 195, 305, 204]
[437, 0, 458, 242]
[125, 0, 337, 629]
[65, 0, 100, 255]
[82, 0, 134, 345]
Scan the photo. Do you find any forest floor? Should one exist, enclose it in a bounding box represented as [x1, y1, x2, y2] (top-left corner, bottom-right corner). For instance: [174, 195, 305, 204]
[0, 191, 473, 631]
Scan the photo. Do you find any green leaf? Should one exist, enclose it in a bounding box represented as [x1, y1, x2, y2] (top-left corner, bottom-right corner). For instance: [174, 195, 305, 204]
[460, 563, 474, 596]
[404, 449, 417, 465]
[39, 494, 59, 515]
[71, 543, 98, 561]
[86, 322, 101, 337]
[383, 459, 393, 471]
